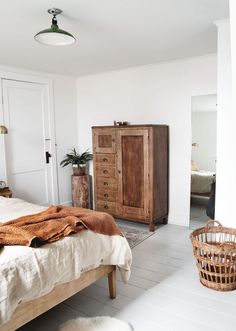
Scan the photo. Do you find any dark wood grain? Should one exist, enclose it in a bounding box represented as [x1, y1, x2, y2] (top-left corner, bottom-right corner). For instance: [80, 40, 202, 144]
[96, 189, 117, 202]
[108, 267, 116, 299]
[117, 129, 149, 221]
[93, 129, 116, 153]
[152, 126, 169, 221]
[71, 175, 92, 209]
[96, 154, 116, 164]
[121, 135, 144, 208]
[92, 125, 169, 231]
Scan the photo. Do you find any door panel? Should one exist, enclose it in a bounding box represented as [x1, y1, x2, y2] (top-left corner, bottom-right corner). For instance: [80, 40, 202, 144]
[117, 129, 149, 219]
[2, 79, 55, 205]
[122, 136, 144, 208]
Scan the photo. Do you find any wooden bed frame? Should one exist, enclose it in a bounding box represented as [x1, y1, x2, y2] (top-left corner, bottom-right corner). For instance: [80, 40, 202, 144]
[1, 265, 116, 331]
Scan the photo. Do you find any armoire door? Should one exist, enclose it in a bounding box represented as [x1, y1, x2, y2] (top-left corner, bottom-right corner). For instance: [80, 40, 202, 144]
[117, 129, 149, 220]
[1, 79, 57, 205]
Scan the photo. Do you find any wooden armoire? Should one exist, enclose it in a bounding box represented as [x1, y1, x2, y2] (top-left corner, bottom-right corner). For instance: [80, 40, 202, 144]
[92, 125, 169, 231]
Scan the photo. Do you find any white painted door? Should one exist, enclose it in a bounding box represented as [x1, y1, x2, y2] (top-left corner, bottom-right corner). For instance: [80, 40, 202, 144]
[2, 79, 57, 205]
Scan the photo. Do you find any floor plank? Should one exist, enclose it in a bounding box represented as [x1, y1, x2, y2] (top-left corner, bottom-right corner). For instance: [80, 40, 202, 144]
[17, 222, 236, 331]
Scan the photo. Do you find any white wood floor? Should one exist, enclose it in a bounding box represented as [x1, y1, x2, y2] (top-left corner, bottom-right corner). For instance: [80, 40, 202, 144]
[19, 222, 236, 331]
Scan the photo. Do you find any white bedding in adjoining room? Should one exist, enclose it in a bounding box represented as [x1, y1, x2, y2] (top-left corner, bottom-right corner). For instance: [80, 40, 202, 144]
[0, 197, 132, 325]
[191, 170, 215, 194]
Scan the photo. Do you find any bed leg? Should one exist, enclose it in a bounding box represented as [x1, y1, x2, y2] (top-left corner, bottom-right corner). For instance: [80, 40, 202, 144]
[108, 267, 116, 299]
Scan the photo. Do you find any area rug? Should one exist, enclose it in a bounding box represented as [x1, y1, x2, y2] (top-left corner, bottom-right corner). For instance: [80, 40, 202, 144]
[119, 225, 154, 249]
[59, 316, 133, 331]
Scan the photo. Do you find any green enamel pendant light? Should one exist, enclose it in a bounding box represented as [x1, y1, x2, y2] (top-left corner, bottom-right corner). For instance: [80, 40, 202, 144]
[34, 8, 76, 46]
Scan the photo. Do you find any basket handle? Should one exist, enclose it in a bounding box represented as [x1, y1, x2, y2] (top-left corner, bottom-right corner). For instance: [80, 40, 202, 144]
[205, 220, 222, 229]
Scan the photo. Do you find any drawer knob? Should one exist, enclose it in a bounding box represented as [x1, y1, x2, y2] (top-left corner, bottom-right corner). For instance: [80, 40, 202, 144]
[103, 182, 108, 186]
[104, 205, 109, 209]
[103, 158, 108, 162]
[104, 193, 108, 198]
[103, 169, 108, 174]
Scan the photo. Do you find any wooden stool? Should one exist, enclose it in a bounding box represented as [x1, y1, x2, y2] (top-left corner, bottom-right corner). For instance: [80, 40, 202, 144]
[71, 175, 92, 209]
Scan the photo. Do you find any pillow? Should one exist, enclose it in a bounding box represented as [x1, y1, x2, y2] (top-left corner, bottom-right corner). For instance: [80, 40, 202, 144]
[191, 160, 200, 171]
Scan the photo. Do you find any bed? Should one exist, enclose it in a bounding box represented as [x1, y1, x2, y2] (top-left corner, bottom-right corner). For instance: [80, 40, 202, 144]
[191, 170, 215, 197]
[0, 197, 132, 331]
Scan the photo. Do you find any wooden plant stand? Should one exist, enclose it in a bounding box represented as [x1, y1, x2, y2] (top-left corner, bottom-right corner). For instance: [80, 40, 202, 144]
[72, 175, 92, 209]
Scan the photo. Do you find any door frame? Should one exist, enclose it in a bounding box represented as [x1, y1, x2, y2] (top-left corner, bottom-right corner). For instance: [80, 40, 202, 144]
[0, 70, 59, 204]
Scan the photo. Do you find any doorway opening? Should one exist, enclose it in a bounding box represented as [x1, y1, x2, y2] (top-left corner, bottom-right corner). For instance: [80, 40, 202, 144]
[189, 94, 217, 229]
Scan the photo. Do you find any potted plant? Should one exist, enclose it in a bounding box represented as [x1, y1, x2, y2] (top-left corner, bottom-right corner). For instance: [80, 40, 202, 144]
[60, 148, 93, 176]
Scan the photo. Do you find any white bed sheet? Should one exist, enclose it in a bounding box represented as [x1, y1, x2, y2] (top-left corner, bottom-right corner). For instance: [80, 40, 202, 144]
[0, 197, 132, 325]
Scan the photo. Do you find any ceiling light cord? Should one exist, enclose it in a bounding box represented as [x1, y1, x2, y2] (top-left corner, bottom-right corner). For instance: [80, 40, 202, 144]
[51, 16, 59, 30]
[52, 16, 58, 26]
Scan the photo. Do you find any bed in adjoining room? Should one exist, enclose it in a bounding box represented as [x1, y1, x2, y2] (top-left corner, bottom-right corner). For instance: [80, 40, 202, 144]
[191, 170, 216, 197]
[190, 159, 215, 197]
[0, 197, 132, 331]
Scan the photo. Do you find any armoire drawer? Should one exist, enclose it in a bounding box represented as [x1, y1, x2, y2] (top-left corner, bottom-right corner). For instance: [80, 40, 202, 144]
[96, 178, 118, 190]
[96, 189, 117, 202]
[96, 154, 116, 165]
[95, 165, 116, 178]
[96, 201, 117, 214]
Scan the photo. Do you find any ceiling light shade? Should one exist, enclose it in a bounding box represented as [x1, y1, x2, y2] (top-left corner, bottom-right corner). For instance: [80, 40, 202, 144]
[0, 125, 8, 134]
[34, 8, 76, 46]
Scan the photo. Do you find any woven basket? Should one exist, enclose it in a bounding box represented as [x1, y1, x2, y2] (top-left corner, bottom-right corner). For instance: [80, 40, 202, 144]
[190, 220, 236, 291]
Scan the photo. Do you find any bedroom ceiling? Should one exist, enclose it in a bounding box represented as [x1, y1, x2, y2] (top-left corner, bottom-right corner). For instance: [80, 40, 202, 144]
[0, 0, 229, 76]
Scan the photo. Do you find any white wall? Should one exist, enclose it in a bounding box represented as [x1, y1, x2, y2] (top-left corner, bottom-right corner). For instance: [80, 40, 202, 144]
[53, 75, 78, 205]
[192, 94, 217, 112]
[191, 111, 217, 171]
[228, 2, 236, 228]
[215, 19, 235, 227]
[76, 55, 217, 226]
[230, 1, 236, 119]
[0, 65, 78, 205]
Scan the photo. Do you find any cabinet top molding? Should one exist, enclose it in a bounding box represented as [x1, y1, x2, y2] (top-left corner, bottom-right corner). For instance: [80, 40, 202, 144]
[92, 124, 168, 129]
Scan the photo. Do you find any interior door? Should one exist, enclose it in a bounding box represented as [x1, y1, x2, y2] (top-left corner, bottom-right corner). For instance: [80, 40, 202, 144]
[2, 79, 56, 205]
[117, 129, 149, 220]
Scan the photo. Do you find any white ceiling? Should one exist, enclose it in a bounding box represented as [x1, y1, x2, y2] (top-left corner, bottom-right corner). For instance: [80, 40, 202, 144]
[0, 0, 229, 76]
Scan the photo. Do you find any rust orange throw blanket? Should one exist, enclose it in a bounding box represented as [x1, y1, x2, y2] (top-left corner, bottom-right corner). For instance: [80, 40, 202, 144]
[0, 206, 122, 248]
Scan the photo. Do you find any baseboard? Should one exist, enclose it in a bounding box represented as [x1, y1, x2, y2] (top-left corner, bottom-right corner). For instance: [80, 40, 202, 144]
[59, 200, 72, 206]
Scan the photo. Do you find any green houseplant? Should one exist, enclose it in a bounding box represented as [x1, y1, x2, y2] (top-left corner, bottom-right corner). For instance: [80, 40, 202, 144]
[60, 148, 93, 176]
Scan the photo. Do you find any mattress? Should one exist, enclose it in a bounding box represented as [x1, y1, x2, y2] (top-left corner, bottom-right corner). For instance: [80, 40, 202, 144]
[0, 197, 132, 325]
[191, 170, 215, 194]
